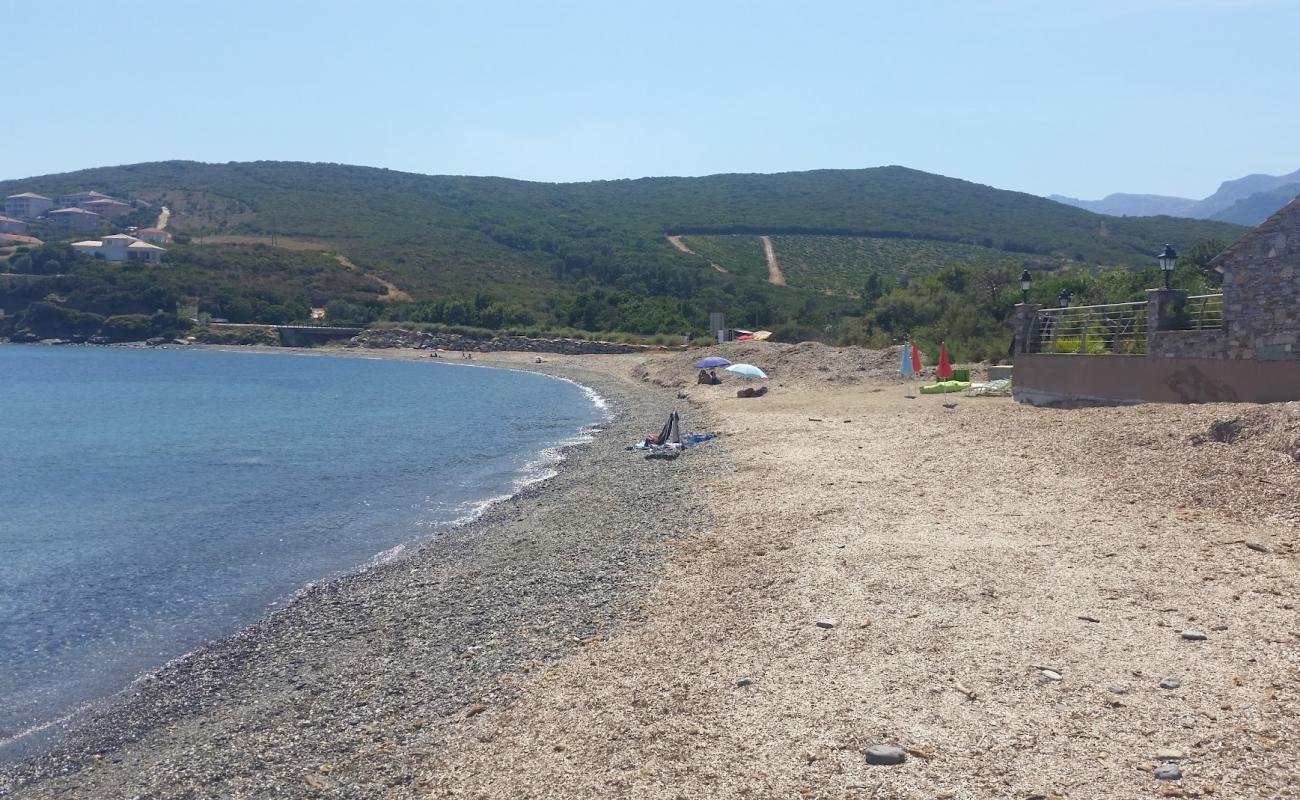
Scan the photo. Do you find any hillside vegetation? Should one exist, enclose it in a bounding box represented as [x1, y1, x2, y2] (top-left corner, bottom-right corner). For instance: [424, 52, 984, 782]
[0, 161, 1246, 342]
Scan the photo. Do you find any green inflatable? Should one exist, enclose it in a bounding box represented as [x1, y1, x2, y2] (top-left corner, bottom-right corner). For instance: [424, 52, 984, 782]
[920, 380, 971, 394]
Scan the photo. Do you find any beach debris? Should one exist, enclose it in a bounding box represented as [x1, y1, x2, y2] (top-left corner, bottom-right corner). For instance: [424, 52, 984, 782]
[465, 703, 488, 717]
[1181, 629, 1208, 641]
[952, 680, 978, 700]
[305, 774, 327, 789]
[1039, 668, 1063, 681]
[1246, 542, 1270, 553]
[736, 678, 754, 687]
[942, 402, 958, 409]
[815, 618, 839, 629]
[904, 745, 937, 760]
[1155, 764, 1184, 781]
[864, 745, 907, 765]
[1078, 615, 1101, 623]
[1159, 677, 1182, 690]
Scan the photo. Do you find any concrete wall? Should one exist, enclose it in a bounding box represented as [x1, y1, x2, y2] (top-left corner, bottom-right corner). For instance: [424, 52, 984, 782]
[1013, 353, 1300, 405]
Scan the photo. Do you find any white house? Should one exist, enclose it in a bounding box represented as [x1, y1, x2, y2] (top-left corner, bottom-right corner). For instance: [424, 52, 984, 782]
[4, 192, 54, 219]
[57, 190, 115, 207]
[80, 198, 132, 219]
[71, 233, 166, 263]
[47, 206, 104, 232]
[135, 227, 171, 244]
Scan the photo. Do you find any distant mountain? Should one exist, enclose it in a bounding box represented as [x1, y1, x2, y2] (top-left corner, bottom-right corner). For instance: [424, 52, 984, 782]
[1048, 193, 1197, 218]
[1187, 168, 1300, 220]
[1052, 167, 1300, 227]
[1209, 182, 1300, 225]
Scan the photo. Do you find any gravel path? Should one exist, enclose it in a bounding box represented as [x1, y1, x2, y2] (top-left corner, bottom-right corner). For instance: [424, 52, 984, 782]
[0, 358, 720, 798]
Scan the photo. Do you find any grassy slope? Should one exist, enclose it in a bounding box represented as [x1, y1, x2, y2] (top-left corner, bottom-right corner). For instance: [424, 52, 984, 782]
[0, 161, 1246, 309]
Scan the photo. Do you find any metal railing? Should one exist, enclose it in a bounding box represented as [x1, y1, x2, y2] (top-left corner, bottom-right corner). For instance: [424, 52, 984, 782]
[1033, 301, 1148, 355]
[1180, 294, 1224, 330]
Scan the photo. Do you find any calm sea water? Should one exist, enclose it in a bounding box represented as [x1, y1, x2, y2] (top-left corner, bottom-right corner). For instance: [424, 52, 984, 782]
[0, 346, 604, 747]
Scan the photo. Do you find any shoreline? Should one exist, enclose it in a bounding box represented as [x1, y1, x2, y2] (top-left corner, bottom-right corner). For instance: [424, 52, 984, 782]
[2, 346, 714, 798]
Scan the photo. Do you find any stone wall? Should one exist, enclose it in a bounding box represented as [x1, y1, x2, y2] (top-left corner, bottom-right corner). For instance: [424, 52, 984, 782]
[1149, 330, 1226, 359]
[1216, 197, 1300, 360]
[350, 328, 660, 355]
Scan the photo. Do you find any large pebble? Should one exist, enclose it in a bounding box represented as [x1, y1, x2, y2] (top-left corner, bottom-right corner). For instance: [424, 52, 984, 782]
[1156, 748, 1184, 761]
[1041, 669, 1063, 681]
[816, 618, 839, 629]
[1181, 630, 1208, 641]
[1155, 764, 1183, 780]
[1159, 677, 1181, 690]
[864, 745, 907, 765]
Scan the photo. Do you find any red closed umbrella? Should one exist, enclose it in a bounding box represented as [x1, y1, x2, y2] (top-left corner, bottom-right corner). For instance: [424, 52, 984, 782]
[937, 341, 953, 380]
[910, 343, 924, 374]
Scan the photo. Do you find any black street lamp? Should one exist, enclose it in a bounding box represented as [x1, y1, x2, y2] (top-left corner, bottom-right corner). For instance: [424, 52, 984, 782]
[1058, 289, 1071, 308]
[1158, 243, 1178, 290]
[1020, 269, 1032, 303]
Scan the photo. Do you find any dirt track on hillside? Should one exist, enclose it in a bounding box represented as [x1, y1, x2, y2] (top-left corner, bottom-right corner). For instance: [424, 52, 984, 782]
[761, 234, 786, 285]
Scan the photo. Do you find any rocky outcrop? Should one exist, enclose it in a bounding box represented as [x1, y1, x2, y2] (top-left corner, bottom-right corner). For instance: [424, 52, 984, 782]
[350, 328, 660, 355]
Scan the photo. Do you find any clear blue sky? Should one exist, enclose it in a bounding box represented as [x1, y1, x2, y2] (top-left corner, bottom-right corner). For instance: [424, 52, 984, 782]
[7, 0, 1296, 199]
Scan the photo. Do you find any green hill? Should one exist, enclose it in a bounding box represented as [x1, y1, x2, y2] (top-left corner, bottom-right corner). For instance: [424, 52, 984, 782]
[0, 161, 1246, 338]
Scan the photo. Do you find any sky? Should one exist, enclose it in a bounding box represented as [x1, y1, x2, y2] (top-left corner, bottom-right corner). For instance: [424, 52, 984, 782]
[6, 0, 1297, 199]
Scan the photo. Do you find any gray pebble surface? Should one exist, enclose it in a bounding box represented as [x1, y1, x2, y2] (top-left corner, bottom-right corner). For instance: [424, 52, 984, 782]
[0, 362, 716, 799]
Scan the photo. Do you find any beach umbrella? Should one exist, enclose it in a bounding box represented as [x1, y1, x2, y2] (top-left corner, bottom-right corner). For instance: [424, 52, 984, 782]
[725, 363, 767, 379]
[937, 341, 953, 380]
[899, 343, 914, 378]
[752, 331, 773, 341]
[911, 342, 924, 374]
[694, 356, 731, 369]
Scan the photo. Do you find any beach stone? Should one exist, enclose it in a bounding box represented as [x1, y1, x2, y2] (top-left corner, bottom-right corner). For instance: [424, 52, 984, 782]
[816, 618, 839, 629]
[1181, 630, 1208, 641]
[1155, 764, 1183, 780]
[1108, 685, 1129, 694]
[864, 745, 907, 765]
[1157, 748, 1184, 761]
[735, 678, 754, 687]
[1041, 669, 1063, 681]
[1159, 677, 1182, 689]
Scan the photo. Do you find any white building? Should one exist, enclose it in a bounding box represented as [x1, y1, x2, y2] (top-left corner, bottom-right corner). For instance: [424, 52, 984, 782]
[0, 215, 29, 234]
[57, 191, 115, 207]
[135, 227, 171, 244]
[71, 233, 166, 263]
[47, 206, 105, 232]
[4, 192, 54, 219]
[80, 198, 132, 219]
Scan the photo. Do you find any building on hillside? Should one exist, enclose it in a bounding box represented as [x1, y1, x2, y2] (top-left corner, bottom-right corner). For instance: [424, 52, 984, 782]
[0, 215, 29, 234]
[135, 227, 171, 244]
[57, 190, 115, 207]
[1209, 194, 1300, 360]
[4, 193, 54, 219]
[71, 233, 166, 263]
[46, 206, 105, 232]
[79, 197, 132, 219]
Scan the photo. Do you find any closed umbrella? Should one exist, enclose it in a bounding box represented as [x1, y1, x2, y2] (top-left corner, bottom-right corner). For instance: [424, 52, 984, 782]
[937, 341, 953, 380]
[694, 356, 732, 369]
[899, 343, 914, 378]
[725, 363, 767, 379]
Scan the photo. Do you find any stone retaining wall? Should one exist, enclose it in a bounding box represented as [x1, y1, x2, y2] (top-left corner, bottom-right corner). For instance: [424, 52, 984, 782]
[350, 328, 660, 355]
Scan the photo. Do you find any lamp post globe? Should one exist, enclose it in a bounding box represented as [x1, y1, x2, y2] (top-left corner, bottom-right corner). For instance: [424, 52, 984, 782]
[1158, 244, 1178, 290]
[1020, 269, 1032, 303]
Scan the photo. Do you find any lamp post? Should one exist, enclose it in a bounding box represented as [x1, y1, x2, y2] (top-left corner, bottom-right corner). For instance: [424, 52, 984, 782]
[1020, 269, 1032, 303]
[1158, 243, 1178, 290]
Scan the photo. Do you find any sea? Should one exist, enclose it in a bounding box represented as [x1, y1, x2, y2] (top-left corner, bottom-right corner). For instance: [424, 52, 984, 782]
[0, 346, 606, 752]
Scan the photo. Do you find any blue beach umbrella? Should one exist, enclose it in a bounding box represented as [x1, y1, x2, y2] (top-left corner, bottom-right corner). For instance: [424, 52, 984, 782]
[725, 363, 767, 379]
[899, 343, 915, 378]
[694, 356, 732, 369]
